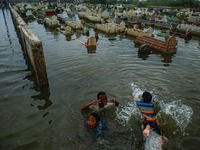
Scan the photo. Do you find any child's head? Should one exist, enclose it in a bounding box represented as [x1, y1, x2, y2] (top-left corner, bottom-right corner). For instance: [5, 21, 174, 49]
[87, 113, 100, 129]
[97, 91, 107, 105]
[142, 91, 152, 103]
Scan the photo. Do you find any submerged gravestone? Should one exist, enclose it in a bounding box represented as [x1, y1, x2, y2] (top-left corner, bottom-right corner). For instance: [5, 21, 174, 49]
[131, 16, 138, 23]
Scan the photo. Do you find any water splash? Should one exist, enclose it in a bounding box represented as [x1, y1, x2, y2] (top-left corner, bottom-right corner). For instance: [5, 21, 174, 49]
[157, 100, 193, 133]
[130, 83, 154, 102]
[116, 82, 193, 149]
[130, 83, 143, 101]
[144, 130, 168, 150]
[130, 82, 193, 133]
[116, 83, 152, 125]
[116, 102, 140, 125]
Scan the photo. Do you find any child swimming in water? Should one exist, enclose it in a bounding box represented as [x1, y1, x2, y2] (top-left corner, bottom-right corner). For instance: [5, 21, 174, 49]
[81, 91, 119, 111]
[79, 113, 111, 149]
[87, 113, 109, 141]
[136, 91, 163, 147]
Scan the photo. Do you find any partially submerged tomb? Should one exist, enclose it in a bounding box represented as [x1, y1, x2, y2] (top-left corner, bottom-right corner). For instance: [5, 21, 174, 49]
[44, 15, 60, 28]
[95, 22, 126, 34]
[135, 35, 177, 53]
[125, 27, 154, 37]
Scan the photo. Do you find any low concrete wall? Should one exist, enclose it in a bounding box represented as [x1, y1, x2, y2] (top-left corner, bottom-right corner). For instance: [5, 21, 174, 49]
[9, 5, 49, 85]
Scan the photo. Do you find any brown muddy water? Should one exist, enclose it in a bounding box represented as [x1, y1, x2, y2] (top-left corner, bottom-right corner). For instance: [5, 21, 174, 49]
[0, 8, 200, 150]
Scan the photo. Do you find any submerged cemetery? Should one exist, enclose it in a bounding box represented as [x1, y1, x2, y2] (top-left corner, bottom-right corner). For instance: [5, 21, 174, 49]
[9, 1, 200, 58]
[8, 1, 200, 84]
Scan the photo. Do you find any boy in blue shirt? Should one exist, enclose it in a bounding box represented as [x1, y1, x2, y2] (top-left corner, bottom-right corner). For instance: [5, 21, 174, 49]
[87, 113, 108, 141]
[79, 113, 110, 149]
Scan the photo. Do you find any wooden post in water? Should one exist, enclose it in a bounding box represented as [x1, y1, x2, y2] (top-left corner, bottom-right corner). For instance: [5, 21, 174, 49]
[9, 5, 49, 85]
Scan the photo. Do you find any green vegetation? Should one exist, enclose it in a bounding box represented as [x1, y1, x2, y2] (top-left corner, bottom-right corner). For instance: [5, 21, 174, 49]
[87, 0, 200, 9]
[89, 0, 107, 4]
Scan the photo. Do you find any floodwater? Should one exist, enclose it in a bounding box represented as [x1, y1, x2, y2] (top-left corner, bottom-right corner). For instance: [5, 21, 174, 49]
[0, 8, 200, 150]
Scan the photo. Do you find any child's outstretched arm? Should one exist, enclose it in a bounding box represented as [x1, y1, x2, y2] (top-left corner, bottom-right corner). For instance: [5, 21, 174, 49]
[143, 124, 151, 137]
[81, 100, 99, 110]
[108, 98, 119, 105]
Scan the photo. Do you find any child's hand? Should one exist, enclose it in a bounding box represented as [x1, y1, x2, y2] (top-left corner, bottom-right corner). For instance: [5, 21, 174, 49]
[143, 125, 151, 137]
[108, 98, 116, 103]
[91, 100, 100, 105]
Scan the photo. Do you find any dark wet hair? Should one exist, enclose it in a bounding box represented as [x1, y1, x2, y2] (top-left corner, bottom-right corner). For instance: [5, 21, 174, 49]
[89, 113, 100, 123]
[97, 91, 106, 100]
[142, 91, 152, 103]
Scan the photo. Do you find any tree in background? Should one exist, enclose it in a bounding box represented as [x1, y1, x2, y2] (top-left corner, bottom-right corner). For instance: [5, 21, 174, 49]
[149, 0, 200, 8]
[63, 0, 73, 3]
[137, 1, 149, 7]
[168, 0, 199, 8]
[126, 0, 134, 4]
[89, 0, 107, 4]
[87, 0, 200, 8]
[107, 0, 117, 5]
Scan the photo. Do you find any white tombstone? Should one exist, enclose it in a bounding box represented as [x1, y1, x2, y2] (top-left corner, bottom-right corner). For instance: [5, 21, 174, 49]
[65, 26, 72, 34]
[26, 4, 33, 10]
[52, 15, 57, 21]
[101, 10, 109, 19]
[120, 21, 125, 29]
[76, 17, 81, 24]
[51, 15, 59, 26]
[97, 14, 101, 20]
[26, 10, 33, 16]
[110, 22, 116, 33]
[63, 12, 69, 18]
[162, 15, 167, 22]
[75, 14, 79, 19]
[146, 27, 153, 37]
[86, 8, 92, 16]
[66, 8, 71, 12]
